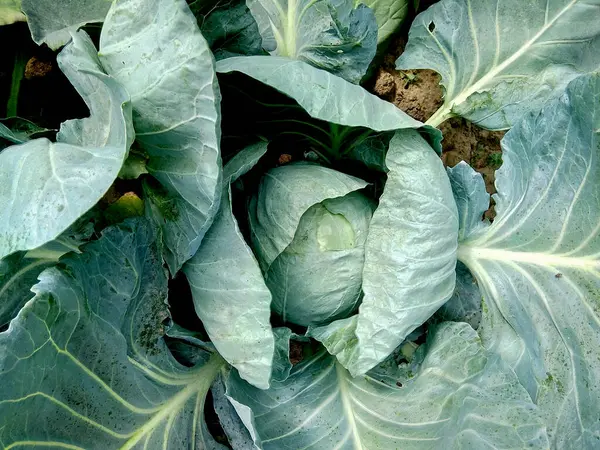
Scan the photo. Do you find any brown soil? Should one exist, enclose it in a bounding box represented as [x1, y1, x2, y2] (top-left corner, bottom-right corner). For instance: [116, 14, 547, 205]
[277, 153, 293, 165]
[439, 119, 504, 219]
[372, 37, 443, 123]
[24, 56, 52, 80]
[370, 37, 505, 219]
[289, 340, 304, 365]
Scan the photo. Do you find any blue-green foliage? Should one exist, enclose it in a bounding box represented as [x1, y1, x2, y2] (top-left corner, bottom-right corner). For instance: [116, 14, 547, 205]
[0, 0, 598, 448]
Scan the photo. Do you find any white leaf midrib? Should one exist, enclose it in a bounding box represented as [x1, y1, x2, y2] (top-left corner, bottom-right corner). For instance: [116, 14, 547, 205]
[120, 354, 224, 449]
[458, 245, 598, 270]
[434, 0, 579, 122]
[336, 362, 364, 450]
[0, 258, 54, 299]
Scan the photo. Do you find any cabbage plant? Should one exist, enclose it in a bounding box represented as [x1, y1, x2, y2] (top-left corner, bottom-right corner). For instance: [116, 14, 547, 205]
[0, 0, 598, 449]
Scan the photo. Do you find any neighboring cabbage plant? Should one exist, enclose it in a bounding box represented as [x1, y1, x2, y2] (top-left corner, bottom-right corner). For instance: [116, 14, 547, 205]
[0, 0, 25, 26]
[249, 163, 375, 325]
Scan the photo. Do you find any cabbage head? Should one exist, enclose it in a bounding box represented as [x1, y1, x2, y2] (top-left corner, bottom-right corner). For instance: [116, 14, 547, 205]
[248, 163, 375, 326]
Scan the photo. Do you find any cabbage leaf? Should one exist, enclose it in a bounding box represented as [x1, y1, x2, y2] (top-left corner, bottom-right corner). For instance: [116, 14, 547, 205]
[0, 219, 228, 448]
[247, 0, 377, 83]
[22, 0, 111, 49]
[100, 0, 222, 273]
[398, 0, 600, 129]
[183, 142, 275, 389]
[311, 129, 458, 376]
[0, 31, 132, 261]
[226, 322, 548, 449]
[456, 73, 600, 447]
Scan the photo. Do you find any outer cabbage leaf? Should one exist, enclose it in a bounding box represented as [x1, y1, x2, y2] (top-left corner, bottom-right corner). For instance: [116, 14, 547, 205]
[0, 31, 132, 260]
[310, 129, 458, 376]
[247, 0, 377, 83]
[433, 261, 482, 329]
[190, 0, 264, 60]
[100, 0, 222, 273]
[0, 219, 228, 448]
[22, 0, 111, 49]
[217, 56, 429, 133]
[249, 163, 368, 271]
[0, 118, 53, 146]
[0, 0, 24, 26]
[183, 143, 274, 389]
[212, 375, 259, 449]
[118, 151, 150, 180]
[456, 73, 600, 447]
[0, 213, 96, 327]
[271, 327, 294, 382]
[447, 161, 490, 241]
[226, 322, 548, 449]
[428, 162, 489, 329]
[0, 253, 54, 327]
[56, 33, 134, 150]
[397, 0, 600, 129]
[346, 131, 393, 172]
[165, 324, 217, 368]
[165, 323, 214, 353]
[361, 0, 408, 44]
[0, 123, 13, 148]
[223, 140, 269, 183]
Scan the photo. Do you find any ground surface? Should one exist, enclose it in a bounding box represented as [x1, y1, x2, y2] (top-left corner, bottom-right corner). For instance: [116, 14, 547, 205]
[370, 37, 505, 219]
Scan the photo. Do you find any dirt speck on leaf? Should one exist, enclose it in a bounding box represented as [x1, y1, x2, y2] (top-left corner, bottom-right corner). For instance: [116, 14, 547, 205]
[370, 37, 505, 219]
